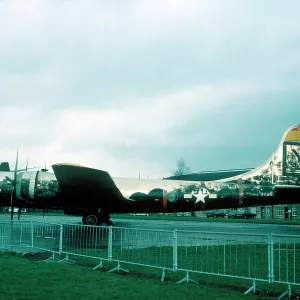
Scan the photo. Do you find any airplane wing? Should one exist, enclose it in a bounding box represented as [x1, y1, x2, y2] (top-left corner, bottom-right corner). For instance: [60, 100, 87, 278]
[52, 163, 128, 209]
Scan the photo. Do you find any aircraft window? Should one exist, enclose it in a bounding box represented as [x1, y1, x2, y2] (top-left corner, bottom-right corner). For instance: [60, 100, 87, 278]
[35, 172, 59, 197]
[37, 172, 57, 184]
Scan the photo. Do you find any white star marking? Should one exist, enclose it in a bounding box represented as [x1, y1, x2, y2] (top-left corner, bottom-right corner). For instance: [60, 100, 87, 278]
[194, 188, 209, 204]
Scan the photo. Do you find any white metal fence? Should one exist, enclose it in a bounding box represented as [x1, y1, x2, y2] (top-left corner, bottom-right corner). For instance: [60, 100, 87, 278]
[176, 230, 270, 283]
[110, 227, 174, 272]
[0, 221, 299, 297]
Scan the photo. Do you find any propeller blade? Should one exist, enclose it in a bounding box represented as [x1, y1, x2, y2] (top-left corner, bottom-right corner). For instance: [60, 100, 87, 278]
[25, 159, 28, 171]
[18, 208, 22, 220]
[16, 166, 41, 172]
[10, 150, 19, 222]
[10, 188, 14, 221]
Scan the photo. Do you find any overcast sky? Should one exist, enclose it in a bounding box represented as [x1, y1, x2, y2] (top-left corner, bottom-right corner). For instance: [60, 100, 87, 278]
[0, 0, 299, 178]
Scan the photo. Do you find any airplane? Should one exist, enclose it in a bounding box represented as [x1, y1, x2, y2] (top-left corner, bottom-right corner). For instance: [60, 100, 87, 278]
[0, 123, 299, 226]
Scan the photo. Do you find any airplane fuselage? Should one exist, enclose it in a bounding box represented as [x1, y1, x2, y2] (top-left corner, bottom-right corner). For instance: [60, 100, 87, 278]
[0, 169, 299, 216]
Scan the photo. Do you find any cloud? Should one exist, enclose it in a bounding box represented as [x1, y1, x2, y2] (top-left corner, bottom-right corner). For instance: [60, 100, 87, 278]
[0, 79, 276, 176]
[0, 0, 299, 177]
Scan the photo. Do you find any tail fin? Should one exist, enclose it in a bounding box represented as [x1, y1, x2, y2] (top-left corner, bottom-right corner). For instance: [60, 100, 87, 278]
[282, 124, 300, 179]
[0, 162, 10, 172]
[223, 123, 300, 185]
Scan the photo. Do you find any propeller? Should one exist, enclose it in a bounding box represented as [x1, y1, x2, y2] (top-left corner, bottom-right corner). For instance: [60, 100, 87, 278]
[7, 155, 47, 220]
[6, 151, 25, 221]
[8, 150, 19, 221]
[16, 158, 28, 220]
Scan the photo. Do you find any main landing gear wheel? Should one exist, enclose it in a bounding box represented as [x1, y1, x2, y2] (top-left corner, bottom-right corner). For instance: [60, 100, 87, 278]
[82, 214, 98, 226]
[82, 212, 115, 226]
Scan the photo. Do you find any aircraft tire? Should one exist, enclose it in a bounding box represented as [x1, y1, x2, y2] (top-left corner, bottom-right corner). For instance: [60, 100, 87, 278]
[82, 211, 113, 226]
[82, 214, 98, 226]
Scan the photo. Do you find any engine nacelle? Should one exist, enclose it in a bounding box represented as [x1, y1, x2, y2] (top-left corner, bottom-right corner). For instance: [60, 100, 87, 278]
[15, 171, 59, 203]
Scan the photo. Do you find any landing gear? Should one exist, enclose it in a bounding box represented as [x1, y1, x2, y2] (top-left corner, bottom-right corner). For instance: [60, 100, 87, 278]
[82, 211, 114, 226]
[82, 214, 98, 226]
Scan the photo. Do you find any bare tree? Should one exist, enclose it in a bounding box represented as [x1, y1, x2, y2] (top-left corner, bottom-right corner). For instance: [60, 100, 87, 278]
[173, 158, 191, 176]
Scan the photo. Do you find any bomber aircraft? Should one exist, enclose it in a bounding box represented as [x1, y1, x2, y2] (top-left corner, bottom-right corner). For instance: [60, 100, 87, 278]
[0, 123, 299, 226]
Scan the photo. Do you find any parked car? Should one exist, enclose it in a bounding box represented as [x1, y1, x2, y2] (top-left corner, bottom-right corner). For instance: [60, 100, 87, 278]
[241, 210, 257, 219]
[206, 210, 226, 218]
[227, 211, 238, 218]
[228, 210, 256, 219]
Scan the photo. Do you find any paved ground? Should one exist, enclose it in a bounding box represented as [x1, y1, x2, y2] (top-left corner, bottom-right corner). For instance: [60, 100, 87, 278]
[1, 213, 300, 235]
[1, 213, 300, 254]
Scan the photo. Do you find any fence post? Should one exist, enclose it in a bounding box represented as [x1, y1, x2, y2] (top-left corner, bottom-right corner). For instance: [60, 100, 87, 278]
[173, 229, 178, 272]
[268, 232, 274, 284]
[31, 221, 34, 249]
[19, 222, 23, 245]
[108, 226, 113, 262]
[10, 221, 13, 252]
[59, 224, 63, 255]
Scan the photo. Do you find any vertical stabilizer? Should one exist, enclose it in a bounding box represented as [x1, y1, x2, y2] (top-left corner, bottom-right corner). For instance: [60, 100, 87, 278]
[221, 123, 300, 185]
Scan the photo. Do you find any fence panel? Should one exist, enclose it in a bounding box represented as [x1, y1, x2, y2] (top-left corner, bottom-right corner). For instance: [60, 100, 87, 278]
[0, 221, 14, 251]
[176, 230, 270, 281]
[272, 234, 300, 286]
[32, 221, 61, 253]
[0, 221, 33, 252]
[111, 227, 174, 270]
[61, 224, 109, 260]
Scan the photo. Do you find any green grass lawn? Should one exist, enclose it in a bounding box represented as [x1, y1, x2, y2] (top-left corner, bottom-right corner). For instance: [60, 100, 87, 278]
[5, 238, 296, 300]
[0, 253, 283, 300]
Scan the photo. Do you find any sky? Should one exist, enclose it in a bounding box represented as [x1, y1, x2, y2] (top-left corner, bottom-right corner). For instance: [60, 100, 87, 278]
[0, 0, 299, 178]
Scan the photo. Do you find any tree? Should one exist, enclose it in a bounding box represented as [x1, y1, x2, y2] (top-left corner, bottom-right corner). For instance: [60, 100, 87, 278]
[172, 158, 191, 176]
